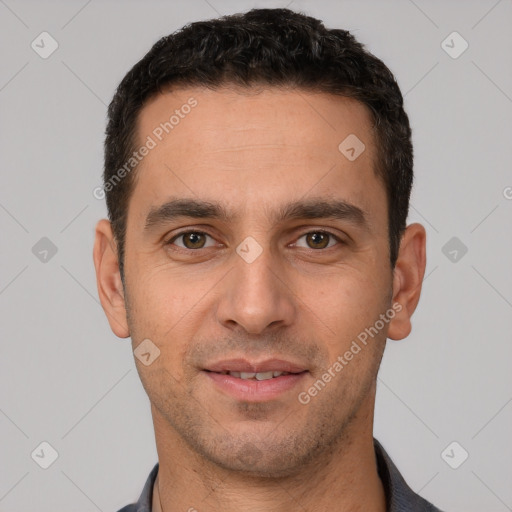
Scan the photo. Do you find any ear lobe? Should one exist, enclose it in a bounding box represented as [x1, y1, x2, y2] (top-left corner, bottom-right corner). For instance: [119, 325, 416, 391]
[93, 219, 130, 338]
[387, 223, 427, 341]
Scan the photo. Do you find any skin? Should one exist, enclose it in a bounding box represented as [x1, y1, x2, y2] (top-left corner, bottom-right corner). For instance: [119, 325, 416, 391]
[93, 86, 426, 512]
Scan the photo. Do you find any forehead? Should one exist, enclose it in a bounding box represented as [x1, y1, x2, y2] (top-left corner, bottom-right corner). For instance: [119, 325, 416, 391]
[130, 86, 385, 225]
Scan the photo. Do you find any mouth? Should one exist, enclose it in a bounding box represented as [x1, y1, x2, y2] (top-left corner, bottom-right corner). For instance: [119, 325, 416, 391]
[207, 370, 300, 380]
[202, 358, 309, 401]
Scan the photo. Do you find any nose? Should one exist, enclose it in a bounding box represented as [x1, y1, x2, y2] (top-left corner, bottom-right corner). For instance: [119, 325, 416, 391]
[215, 243, 296, 335]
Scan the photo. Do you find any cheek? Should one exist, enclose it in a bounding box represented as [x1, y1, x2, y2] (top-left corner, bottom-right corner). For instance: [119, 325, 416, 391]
[126, 269, 194, 362]
[311, 268, 386, 325]
[131, 265, 197, 321]
[303, 272, 391, 372]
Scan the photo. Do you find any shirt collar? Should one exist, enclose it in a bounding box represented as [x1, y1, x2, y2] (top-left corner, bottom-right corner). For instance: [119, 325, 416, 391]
[373, 438, 442, 511]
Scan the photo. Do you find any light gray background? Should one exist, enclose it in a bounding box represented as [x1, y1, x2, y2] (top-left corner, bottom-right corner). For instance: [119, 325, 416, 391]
[1, 0, 511, 511]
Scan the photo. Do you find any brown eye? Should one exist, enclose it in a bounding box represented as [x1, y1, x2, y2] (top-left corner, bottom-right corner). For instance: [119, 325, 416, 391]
[168, 231, 215, 250]
[296, 231, 340, 250]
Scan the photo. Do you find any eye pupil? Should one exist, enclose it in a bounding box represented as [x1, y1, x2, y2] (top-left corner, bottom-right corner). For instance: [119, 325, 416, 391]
[307, 232, 329, 249]
[184, 232, 205, 249]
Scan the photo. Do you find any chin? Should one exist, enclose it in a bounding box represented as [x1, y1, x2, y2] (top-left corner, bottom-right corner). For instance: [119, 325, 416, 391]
[195, 431, 320, 479]
[211, 454, 306, 479]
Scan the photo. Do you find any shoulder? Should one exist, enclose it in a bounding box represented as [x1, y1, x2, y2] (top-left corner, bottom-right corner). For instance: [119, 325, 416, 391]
[115, 462, 159, 512]
[374, 438, 445, 512]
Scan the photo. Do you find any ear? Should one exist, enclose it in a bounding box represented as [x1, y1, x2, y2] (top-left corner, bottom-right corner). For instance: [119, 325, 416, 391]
[387, 223, 427, 340]
[93, 219, 130, 338]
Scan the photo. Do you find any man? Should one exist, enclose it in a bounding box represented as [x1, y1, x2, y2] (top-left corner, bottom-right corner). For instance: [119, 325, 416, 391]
[93, 7, 442, 512]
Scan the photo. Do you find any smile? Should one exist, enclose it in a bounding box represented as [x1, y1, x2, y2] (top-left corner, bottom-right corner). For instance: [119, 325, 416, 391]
[217, 370, 291, 380]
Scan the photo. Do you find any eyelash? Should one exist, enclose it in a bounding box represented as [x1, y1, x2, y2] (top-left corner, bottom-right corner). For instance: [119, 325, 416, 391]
[164, 229, 344, 252]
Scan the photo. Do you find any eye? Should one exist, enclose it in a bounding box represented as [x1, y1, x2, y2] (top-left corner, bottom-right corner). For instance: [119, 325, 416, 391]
[166, 231, 217, 250]
[294, 230, 341, 250]
[165, 229, 343, 252]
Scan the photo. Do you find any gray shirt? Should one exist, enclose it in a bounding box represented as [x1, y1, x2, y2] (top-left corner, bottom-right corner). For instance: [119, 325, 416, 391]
[117, 438, 444, 511]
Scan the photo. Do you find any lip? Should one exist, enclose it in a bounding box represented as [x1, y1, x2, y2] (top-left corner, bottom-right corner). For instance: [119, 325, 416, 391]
[204, 358, 307, 374]
[202, 358, 309, 402]
[203, 370, 308, 402]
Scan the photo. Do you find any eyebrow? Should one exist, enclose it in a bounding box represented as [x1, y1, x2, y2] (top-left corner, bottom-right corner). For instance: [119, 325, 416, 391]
[144, 196, 369, 232]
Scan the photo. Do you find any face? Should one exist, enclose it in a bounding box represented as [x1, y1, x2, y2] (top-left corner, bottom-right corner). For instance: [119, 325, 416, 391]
[95, 86, 423, 478]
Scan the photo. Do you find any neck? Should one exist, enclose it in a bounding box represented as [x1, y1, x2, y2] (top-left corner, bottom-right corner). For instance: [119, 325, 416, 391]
[151, 398, 386, 512]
